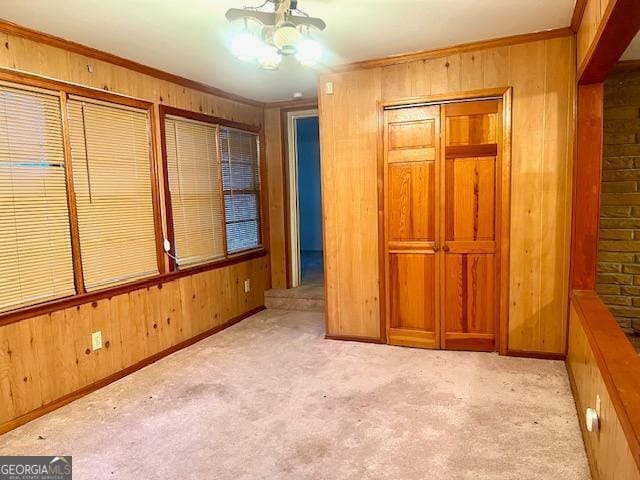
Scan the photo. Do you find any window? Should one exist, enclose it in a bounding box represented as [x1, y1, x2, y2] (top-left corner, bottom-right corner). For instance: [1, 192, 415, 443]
[0, 83, 75, 312]
[67, 96, 158, 291]
[165, 115, 225, 267]
[220, 127, 262, 253]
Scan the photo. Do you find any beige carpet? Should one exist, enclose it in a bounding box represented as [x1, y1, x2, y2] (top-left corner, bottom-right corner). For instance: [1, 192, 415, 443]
[0, 309, 589, 480]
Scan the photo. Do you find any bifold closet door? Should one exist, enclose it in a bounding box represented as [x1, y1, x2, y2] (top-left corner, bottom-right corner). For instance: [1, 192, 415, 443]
[441, 100, 500, 351]
[383, 105, 440, 349]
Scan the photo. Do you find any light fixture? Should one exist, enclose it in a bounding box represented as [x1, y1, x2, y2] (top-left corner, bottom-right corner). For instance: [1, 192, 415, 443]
[258, 44, 283, 70]
[226, 0, 326, 70]
[231, 29, 262, 62]
[273, 21, 301, 55]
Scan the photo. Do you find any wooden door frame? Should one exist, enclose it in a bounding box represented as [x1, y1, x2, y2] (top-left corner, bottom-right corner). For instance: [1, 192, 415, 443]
[377, 86, 513, 354]
[280, 103, 319, 289]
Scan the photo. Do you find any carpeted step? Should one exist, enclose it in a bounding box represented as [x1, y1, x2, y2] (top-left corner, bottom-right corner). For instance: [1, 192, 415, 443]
[265, 285, 324, 312]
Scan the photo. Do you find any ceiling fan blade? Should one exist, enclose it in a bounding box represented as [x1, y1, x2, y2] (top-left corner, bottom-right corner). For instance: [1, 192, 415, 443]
[225, 9, 277, 26]
[289, 15, 326, 31]
[226, 8, 326, 31]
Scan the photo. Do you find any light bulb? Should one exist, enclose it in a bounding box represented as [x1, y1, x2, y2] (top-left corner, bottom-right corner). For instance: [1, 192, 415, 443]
[259, 44, 282, 70]
[273, 22, 301, 55]
[231, 31, 262, 62]
[296, 37, 322, 66]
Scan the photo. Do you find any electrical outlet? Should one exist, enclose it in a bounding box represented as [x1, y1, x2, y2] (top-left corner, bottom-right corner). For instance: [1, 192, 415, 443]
[91, 331, 103, 351]
[244, 279, 251, 293]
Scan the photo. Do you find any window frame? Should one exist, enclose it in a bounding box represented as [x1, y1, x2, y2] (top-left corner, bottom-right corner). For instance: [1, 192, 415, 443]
[219, 124, 264, 255]
[0, 68, 267, 325]
[0, 70, 162, 301]
[158, 105, 266, 272]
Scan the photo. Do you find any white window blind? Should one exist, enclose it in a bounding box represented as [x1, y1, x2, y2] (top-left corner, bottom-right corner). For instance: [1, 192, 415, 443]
[165, 115, 224, 267]
[220, 127, 262, 254]
[0, 83, 75, 312]
[67, 97, 158, 291]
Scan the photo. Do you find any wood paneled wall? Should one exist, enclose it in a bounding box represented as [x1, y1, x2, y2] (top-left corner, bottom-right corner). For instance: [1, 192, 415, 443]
[0, 256, 269, 432]
[577, 0, 614, 70]
[319, 34, 576, 354]
[264, 107, 287, 289]
[567, 294, 640, 479]
[0, 31, 270, 430]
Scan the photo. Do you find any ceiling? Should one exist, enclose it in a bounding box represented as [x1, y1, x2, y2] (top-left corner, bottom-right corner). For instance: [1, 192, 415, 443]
[1, 0, 576, 103]
[622, 33, 640, 61]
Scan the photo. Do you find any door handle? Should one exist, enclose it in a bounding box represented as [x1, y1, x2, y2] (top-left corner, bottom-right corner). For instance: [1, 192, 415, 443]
[433, 242, 439, 252]
[442, 244, 450, 252]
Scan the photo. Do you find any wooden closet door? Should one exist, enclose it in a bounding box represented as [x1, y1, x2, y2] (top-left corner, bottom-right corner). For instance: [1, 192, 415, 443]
[441, 100, 500, 351]
[384, 105, 440, 348]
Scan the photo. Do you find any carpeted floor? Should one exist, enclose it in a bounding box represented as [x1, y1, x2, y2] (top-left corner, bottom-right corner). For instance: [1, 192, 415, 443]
[0, 309, 590, 480]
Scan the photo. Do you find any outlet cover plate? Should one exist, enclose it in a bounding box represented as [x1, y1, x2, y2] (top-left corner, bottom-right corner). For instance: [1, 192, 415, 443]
[244, 279, 251, 293]
[91, 331, 102, 351]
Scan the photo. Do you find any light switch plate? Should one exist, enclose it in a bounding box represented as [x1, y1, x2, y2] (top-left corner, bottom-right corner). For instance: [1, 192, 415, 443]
[244, 279, 251, 293]
[325, 82, 334, 95]
[91, 331, 102, 351]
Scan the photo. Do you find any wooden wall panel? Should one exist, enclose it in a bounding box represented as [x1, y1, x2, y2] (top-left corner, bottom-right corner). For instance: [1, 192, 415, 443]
[0, 256, 269, 430]
[567, 298, 640, 480]
[576, 0, 616, 72]
[319, 68, 382, 339]
[0, 31, 270, 431]
[320, 35, 575, 353]
[264, 107, 287, 289]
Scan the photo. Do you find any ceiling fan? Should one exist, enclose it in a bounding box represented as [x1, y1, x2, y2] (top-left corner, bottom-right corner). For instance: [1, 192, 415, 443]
[226, 0, 327, 69]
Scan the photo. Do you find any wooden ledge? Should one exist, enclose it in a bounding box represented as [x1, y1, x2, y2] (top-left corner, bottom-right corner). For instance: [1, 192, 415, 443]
[570, 289, 640, 469]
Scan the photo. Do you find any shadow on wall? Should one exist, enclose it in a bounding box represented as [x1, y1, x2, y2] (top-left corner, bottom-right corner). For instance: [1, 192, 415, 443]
[296, 116, 322, 252]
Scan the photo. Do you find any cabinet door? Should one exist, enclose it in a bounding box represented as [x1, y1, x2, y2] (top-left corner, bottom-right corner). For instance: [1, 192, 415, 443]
[441, 100, 499, 351]
[384, 105, 440, 348]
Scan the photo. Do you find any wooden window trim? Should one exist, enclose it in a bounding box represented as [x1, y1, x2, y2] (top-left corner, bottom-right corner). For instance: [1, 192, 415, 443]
[0, 69, 193, 316]
[158, 105, 265, 270]
[0, 67, 269, 325]
[220, 124, 264, 255]
[0, 249, 268, 327]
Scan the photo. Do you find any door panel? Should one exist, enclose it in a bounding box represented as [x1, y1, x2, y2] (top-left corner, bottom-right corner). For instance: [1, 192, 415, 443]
[388, 162, 435, 241]
[444, 254, 495, 333]
[445, 157, 495, 242]
[441, 100, 499, 352]
[389, 253, 437, 347]
[384, 105, 440, 349]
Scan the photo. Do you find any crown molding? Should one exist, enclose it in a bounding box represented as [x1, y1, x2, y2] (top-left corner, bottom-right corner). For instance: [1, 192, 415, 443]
[0, 18, 265, 108]
[335, 27, 574, 72]
[264, 97, 318, 109]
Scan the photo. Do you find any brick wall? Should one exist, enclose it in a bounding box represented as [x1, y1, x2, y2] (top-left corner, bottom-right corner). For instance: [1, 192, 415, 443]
[597, 69, 640, 335]
[597, 68, 640, 337]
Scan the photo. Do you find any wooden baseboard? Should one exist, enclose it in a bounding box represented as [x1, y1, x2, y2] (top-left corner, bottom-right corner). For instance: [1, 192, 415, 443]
[324, 334, 385, 344]
[0, 305, 265, 436]
[507, 349, 566, 360]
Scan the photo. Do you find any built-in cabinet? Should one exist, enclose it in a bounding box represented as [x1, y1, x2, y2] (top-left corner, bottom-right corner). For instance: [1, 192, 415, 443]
[383, 99, 503, 351]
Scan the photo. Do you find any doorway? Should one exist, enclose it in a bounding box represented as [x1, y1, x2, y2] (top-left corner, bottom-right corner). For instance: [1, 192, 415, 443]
[286, 109, 323, 288]
[380, 91, 511, 352]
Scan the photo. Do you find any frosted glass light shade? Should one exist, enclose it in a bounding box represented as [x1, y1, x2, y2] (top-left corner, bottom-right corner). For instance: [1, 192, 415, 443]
[259, 45, 282, 70]
[231, 31, 262, 61]
[273, 22, 301, 55]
